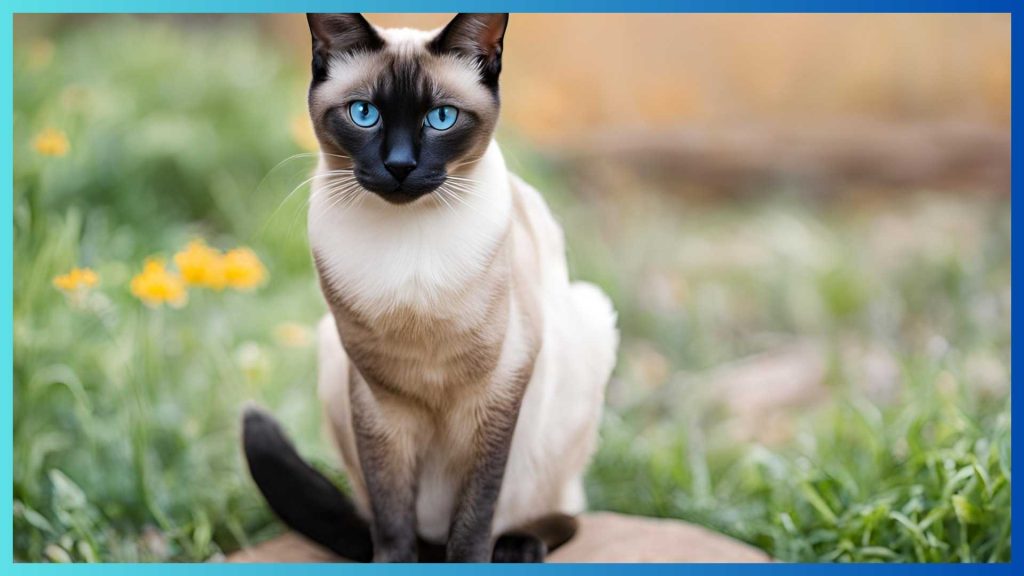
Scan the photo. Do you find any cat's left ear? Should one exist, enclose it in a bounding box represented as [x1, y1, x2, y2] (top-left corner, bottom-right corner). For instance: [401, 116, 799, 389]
[429, 13, 509, 89]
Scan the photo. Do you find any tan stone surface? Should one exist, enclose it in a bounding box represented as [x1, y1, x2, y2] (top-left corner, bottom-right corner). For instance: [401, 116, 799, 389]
[547, 512, 769, 563]
[225, 512, 770, 563]
[226, 532, 343, 563]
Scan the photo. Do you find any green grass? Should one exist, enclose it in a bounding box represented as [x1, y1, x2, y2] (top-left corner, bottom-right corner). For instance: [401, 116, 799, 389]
[13, 17, 1010, 563]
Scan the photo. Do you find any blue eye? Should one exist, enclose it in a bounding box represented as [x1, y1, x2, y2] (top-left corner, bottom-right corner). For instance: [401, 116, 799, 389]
[424, 106, 458, 130]
[349, 101, 380, 128]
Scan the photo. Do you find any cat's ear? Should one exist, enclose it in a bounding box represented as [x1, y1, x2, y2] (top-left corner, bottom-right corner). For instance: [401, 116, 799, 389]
[429, 13, 509, 89]
[306, 13, 384, 82]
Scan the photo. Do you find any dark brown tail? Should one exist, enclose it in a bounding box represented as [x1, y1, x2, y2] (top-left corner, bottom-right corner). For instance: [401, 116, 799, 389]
[242, 405, 373, 561]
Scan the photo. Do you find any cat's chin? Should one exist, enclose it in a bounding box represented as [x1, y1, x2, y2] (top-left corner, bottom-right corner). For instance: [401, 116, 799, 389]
[374, 189, 434, 206]
[357, 177, 445, 206]
[363, 182, 443, 205]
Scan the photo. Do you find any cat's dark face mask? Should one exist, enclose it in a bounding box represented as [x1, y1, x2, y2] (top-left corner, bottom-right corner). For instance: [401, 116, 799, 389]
[306, 13, 507, 205]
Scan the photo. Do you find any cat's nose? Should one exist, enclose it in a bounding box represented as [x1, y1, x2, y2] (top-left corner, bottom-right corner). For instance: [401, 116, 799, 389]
[384, 155, 417, 182]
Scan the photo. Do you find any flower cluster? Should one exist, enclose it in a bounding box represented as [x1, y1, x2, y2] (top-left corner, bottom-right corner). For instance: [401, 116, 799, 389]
[33, 128, 70, 157]
[53, 239, 267, 309]
[130, 259, 188, 308]
[173, 239, 267, 292]
[174, 240, 227, 290]
[52, 267, 98, 293]
[222, 247, 267, 290]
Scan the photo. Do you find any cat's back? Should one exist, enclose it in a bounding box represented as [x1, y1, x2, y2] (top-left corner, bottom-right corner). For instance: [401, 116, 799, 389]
[506, 172, 573, 294]
[506, 169, 616, 374]
[495, 170, 619, 528]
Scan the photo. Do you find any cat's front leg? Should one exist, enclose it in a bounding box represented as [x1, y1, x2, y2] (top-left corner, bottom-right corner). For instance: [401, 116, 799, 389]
[350, 377, 421, 562]
[446, 389, 526, 562]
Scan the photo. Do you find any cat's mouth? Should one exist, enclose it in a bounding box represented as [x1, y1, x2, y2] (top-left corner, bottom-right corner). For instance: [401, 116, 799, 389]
[354, 171, 446, 205]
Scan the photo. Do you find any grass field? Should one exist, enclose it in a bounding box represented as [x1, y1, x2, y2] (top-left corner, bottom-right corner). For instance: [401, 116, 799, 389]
[13, 18, 1011, 563]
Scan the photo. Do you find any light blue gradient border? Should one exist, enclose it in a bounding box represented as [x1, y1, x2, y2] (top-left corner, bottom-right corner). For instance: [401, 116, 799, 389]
[2, 1, 1018, 573]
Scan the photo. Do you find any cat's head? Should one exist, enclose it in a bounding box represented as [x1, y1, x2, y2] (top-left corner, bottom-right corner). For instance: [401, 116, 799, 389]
[306, 13, 508, 205]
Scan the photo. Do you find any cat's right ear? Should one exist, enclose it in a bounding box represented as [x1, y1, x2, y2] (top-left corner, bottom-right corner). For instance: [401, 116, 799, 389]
[306, 14, 384, 82]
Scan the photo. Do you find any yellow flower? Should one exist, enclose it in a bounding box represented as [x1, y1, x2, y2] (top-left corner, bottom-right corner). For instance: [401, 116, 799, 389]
[130, 259, 187, 308]
[52, 267, 99, 293]
[32, 128, 69, 157]
[174, 239, 226, 290]
[274, 322, 311, 348]
[290, 114, 320, 152]
[223, 247, 267, 291]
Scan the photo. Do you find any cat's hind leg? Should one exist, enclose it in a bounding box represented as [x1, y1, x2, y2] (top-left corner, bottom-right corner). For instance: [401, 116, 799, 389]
[491, 513, 579, 563]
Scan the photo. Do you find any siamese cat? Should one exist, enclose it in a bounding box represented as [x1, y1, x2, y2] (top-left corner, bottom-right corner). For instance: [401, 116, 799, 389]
[243, 13, 618, 563]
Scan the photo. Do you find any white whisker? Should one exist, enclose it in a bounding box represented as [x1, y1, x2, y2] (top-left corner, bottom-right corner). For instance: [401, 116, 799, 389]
[311, 192, 356, 227]
[310, 180, 366, 227]
[434, 186, 459, 215]
[437, 184, 499, 226]
[319, 152, 352, 161]
[260, 170, 348, 236]
[443, 175, 482, 184]
[444, 180, 485, 198]
[321, 181, 362, 204]
[318, 178, 359, 198]
[448, 153, 487, 171]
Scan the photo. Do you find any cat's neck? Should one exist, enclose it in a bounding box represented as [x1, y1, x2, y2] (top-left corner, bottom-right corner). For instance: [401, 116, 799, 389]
[308, 140, 513, 318]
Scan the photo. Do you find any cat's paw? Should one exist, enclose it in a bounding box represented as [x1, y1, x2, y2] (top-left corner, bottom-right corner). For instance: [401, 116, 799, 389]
[492, 533, 547, 563]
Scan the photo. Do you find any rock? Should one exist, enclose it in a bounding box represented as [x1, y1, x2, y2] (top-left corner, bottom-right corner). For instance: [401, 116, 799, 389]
[226, 532, 341, 563]
[546, 513, 769, 563]
[225, 512, 770, 563]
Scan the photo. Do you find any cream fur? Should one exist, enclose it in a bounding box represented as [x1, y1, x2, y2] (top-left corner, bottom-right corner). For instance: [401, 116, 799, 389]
[310, 140, 618, 541]
[307, 22, 618, 548]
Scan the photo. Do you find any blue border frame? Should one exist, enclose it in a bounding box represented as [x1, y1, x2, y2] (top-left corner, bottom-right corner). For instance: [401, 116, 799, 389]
[2, 2, 1017, 573]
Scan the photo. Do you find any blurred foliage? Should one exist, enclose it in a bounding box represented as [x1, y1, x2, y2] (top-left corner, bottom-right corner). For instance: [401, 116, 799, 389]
[13, 17, 1010, 563]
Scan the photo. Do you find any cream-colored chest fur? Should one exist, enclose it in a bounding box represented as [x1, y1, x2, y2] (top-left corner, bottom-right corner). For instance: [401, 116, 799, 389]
[309, 140, 619, 542]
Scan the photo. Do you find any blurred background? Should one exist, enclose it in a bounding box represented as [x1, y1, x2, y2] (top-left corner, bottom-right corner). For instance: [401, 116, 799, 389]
[13, 14, 1010, 563]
